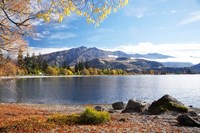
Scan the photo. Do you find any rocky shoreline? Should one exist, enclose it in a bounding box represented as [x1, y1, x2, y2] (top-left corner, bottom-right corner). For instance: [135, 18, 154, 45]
[0, 95, 200, 132]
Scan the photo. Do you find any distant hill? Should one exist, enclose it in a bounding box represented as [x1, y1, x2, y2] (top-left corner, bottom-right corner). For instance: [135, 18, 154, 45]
[190, 63, 200, 73]
[39, 46, 173, 67]
[87, 58, 164, 70]
[129, 53, 173, 59]
[162, 62, 193, 68]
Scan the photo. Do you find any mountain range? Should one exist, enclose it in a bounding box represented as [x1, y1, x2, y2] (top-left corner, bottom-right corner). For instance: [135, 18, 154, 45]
[39, 46, 200, 73]
[40, 46, 173, 66]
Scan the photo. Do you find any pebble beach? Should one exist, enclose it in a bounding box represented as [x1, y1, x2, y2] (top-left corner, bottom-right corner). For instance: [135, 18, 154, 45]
[0, 103, 200, 132]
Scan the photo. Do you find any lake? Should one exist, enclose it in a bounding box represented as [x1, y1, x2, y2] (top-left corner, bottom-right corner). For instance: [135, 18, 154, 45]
[0, 75, 200, 107]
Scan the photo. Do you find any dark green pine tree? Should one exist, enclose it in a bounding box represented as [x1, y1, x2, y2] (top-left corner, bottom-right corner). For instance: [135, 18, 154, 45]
[85, 61, 90, 69]
[24, 52, 32, 74]
[42, 60, 48, 72]
[17, 49, 25, 69]
[31, 53, 38, 74]
[37, 53, 43, 71]
[78, 61, 84, 71]
[75, 63, 78, 73]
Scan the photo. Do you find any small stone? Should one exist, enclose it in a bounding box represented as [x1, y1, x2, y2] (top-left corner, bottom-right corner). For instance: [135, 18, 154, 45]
[119, 118, 126, 122]
[93, 106, 105, 111]
[108, 109, 117, 113]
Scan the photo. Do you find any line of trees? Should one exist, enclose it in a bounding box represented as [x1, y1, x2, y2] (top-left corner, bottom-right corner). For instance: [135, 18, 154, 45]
[0, 50, 128, 76]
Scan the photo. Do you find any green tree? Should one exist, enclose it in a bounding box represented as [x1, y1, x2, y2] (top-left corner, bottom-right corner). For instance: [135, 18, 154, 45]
[17, 49, 25, 69]
[85, 61, 90, 69]
[42, 60, 49, 72]
[78, 62, 84, 71]
[24, 52, 32, 74]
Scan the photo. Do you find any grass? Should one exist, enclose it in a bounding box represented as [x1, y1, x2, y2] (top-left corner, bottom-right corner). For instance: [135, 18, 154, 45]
[47, 107, 110, 125]
[47, 114, 79, 125]
[158, 101, 188, 113]
[78, 107, 110, 124]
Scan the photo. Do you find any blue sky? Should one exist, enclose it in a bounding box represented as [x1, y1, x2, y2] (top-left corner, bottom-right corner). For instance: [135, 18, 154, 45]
[28, 0, 200, 64]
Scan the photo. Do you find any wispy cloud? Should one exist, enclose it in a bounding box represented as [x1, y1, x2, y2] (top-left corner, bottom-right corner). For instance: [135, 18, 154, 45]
[31, 19, 44, 26]
[87, 35, 101, 43]
[32, 31, 50, 40]
[48, 32, 76, 40]
[86, 28, 114, 43]
[96, 28, 114, 33]
[124, 6, 149, 18]
[32, 33, 44, 40]
[53, 24, 70, 29]
[170, 10, 177, 14]
[28, 47, 71, 55]
[179, 11, 200, 25]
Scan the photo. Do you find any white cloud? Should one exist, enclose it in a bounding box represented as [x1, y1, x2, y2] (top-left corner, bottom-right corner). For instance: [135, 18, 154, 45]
[32, 33, 45, 40]
[179, 11, 200, 25]
[48, 32, 76, 40]
[124, 6, 149, 18]
[101, 42, 200, 64]
[171, 10, 177, 14]
[96, 28, 114, 33]
[28, 47, 71, 55]
[87, 35, 101, 43]
[53, 24, 70, 29]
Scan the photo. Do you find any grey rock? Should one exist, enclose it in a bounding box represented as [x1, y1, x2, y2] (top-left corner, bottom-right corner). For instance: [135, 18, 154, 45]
[177, 114, 200, 127]
[112, 102, 125, 110]
[93, 106, 105, 111]
[148, 94, 188, 115]
[122, 99, 148, 113]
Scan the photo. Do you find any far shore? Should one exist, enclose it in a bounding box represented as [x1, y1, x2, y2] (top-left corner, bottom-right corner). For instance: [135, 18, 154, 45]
[0, 75, 115, 79]
[1, 74, 199, 79]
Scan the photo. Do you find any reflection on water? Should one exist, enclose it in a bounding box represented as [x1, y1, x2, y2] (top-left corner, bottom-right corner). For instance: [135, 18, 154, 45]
[0, 75, 200, 107]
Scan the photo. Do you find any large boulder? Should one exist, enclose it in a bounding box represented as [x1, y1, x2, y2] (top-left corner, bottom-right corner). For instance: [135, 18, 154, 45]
[112, 102, 125, 110]
[177, 114, 200, 127]
[148, 94, 188, 115]
[122, 99, 148, 113]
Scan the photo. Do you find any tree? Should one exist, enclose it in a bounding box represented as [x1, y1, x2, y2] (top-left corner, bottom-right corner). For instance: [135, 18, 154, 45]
[41, 60, 49, 72]
[85, 61, 90, 69]
[45, 66, 59, 75]
[78, 61, 84, 71]
[0, 0, 128, 54]
[0, 0, 29, 54]
[17, 49, 25, 69]
[24, 52, 31, 74]
[0, 61, 17, 76]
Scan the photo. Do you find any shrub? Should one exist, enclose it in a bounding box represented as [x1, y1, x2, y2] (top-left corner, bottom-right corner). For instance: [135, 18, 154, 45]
[47, 107, 110, 125]
[78, 107, 110, 125]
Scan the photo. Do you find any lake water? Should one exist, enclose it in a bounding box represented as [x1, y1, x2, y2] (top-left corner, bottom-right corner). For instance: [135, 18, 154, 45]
[0, 75, 200, 107]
